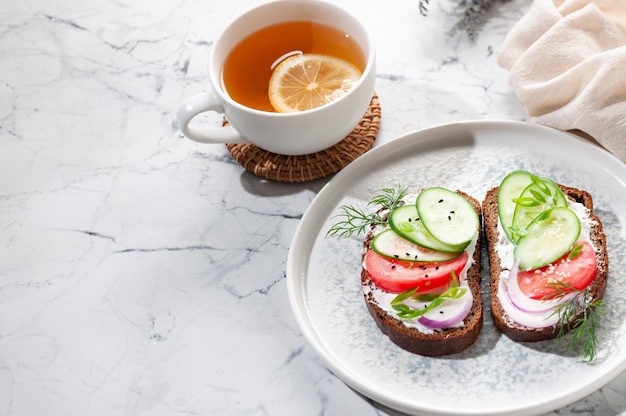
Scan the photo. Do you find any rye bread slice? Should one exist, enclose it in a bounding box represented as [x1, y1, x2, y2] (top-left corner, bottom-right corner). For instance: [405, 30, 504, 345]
[361, 191, 483, 356]
[482, 184, 609, 342]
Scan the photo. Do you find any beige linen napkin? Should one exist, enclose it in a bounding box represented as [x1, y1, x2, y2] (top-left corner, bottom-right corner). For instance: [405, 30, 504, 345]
[498, 0, 626, 162]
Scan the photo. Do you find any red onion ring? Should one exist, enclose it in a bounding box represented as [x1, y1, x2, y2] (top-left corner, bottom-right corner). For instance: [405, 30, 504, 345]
[504, 259, 575, 314]
[417, 290, 473, 329]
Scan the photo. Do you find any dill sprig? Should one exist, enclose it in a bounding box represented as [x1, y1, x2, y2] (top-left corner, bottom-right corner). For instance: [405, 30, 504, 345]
[326, 186, 408, 238]
[547, 281, 607, 363]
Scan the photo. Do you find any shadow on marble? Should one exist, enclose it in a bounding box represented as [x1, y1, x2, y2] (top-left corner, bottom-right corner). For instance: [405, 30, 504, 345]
[238, 169, 331, 197]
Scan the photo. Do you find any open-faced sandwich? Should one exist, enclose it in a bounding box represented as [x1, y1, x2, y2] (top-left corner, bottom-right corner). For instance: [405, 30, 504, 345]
[482, 170, 608, 361]
[328, 186, 482, 356]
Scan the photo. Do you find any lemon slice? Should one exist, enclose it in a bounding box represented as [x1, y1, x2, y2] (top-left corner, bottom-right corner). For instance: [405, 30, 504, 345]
[268, 53, 362, 113]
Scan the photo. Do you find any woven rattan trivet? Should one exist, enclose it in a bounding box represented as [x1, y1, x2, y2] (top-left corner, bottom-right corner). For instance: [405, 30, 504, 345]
[225, 93, 380, 183]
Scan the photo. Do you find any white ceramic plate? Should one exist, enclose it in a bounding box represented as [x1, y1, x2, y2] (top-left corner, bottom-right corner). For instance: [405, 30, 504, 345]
[286, 120, 626, 416]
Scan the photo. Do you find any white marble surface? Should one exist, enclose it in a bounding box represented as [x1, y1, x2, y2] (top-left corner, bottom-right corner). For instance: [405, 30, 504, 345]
[0, 0, 624, 415]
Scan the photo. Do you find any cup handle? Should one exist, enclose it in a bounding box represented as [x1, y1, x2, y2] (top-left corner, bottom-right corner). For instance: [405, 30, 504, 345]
[176, 92, 248, 144]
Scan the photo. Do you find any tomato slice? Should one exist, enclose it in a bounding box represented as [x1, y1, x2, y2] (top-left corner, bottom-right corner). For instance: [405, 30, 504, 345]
[364, 250, 468, 293]
[517, 241, 597, 300]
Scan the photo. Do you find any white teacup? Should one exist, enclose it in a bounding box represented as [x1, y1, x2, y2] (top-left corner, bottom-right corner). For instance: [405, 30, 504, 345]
[176, 0, 376, 156]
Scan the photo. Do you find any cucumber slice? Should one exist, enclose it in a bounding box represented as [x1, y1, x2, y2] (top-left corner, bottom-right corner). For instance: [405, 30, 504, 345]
[388, 205, 463, 253]
[514, 206, 581, 270]
[511, 178, 567, 242]
[497, 170, 534, 242]
[371, 229, 460, 262]
[416, 187, 479, 249]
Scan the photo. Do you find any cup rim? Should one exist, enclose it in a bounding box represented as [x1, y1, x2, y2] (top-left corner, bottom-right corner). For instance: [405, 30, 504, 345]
[207, 0, 376, 117]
